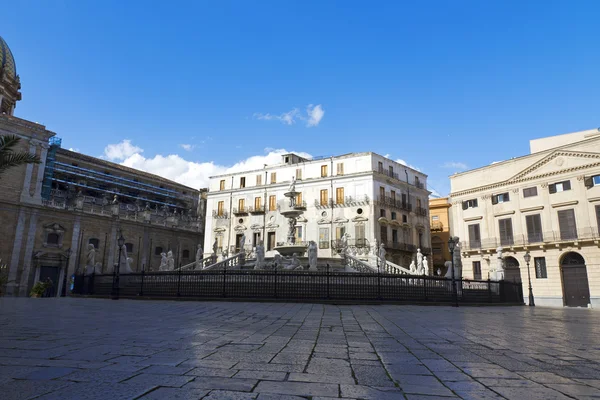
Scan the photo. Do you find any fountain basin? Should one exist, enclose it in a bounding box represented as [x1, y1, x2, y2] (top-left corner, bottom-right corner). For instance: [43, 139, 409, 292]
[280, 210, 304, 219]
[274, 244, 307, 257]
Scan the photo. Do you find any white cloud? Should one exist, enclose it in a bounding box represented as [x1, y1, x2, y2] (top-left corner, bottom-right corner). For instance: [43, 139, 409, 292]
[104, 140, 311, 189]
[254, 104, 325, 127]
[395, 158, 421, 172]
[441, 161, 468, 170]
[68, 147, 80, 153]
[180, 144, 196, 151]
[306, 104, 325, 127]
[103, 139, 143, 161]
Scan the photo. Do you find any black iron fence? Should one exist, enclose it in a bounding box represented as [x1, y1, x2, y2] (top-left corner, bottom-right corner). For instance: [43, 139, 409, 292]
[73, 270, 523, 305]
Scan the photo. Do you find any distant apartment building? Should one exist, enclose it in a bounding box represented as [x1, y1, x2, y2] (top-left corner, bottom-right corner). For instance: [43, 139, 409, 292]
[429, 197, 452, 275]
[450, 128, 600, 307]
[204, 152, 430, 266]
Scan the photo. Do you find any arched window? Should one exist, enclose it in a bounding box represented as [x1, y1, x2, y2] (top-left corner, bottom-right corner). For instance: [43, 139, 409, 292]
[182, 249, 190, 259]
[88, 238, 100, 249]
[504, 256, 520, 269]
[561, 252, 585, 266]
[155, 246, 163, 255]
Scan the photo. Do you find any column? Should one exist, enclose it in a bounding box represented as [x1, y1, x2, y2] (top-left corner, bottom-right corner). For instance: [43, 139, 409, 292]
[7, 208, 26, 296]
[19, 140, 37, 203]
[33, 143, 49, 202]
[18, 211, 39, 296]
[65, 216, 81, 295]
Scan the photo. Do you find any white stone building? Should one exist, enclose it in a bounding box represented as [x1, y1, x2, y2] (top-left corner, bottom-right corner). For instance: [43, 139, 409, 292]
[450, 128, 600, 307]
[203, 152, 430, 266]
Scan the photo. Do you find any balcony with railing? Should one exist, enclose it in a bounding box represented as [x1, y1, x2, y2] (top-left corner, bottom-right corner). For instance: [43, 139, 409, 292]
[415, 206, 428, 217]
[461, 227, 600, 251]
[375, 196, 412, 212]
[385, 241, 416, 253]
[248, 205, 265, 214]
[314, 195, 371, 209]
[212, 210, 229, 219]
[375, 167, 427, 191]
[431, 221, 444, 231]
[232, 206, 248, 216]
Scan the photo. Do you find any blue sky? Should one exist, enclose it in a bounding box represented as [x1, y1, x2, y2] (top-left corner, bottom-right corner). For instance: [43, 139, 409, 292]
[3, 1, 600, 195]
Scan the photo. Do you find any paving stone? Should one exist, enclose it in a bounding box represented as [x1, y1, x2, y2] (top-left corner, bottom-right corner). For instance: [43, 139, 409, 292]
[254, 381, 339, 397]
[288, 372, 355, 384]
[0, 379, 72, 400]
[546, 383, 600, 397]
[352, 364, 395, 387]
[141, 365, 194, 375]
[34, 382, 157, 400]
[138, 387, 209, 399]
[340, 384, 405, 399]
[61, 369, 139, 383]
[491, 385, 574, 400]
[185, 377, 257, 391]
[235, 362, 304, 372]
[203, 390, 258, 399]
[186, 367, 237, 378]
[123, 373, 194, 387]
[233, 370, 286, 381]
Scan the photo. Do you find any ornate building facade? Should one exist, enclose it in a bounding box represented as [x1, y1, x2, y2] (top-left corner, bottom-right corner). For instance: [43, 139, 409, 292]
[450, 128, 600, 307]
[0, 36, 206, 297]
[203, 152, 430, 266]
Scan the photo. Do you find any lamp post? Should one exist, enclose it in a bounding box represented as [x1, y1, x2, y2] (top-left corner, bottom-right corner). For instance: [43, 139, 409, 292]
[61, 248, 72, 297]
[111, 231, 125, 300]
[524, 251, 535, 306]
[448, 237, 458, 307]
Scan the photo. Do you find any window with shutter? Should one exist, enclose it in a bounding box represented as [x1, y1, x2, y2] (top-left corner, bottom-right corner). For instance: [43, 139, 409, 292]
[256, 174, 262, 186]
[270, 172, 277, 184]
[337, 163, 344, 175]
[462, 201, 468, 210]
[380, 225, 388, 244]
[296, 169, 302, 180]
[473, 261, 482, 280]
[491, 195, 498, 205]
[523, 187, 537, 198]
[525, 214, 543, 243]
[269, 195, 276, 211]
[355, 225, 365, 246]
[498, 218, 514, 246]
[551, 180, 571, 193]
[468, 224, 481, 248]
[557, 209, 577, 240]
[585, 176, 594, 188]
[534, 257, 547, 279]
[320, 189, 328, 206]
[596, 205, 600, 233]
[336, 188, 344, 204]
[549, 183, 557, 194]
[380, 187, 385, 200]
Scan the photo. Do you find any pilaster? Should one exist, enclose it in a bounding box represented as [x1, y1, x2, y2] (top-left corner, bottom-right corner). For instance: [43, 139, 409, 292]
[7, 208, 26, 296]
[18, 210, 39, 296]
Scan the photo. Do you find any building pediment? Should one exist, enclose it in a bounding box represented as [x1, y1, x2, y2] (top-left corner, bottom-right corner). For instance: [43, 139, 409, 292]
[317, 218, 330, 225]
[333, 217, 349, 225]
[234, 224, 247, 232]
[213, 227, 226, 233]
[511, 151, 600, 182]
[250, 223, 263, 231]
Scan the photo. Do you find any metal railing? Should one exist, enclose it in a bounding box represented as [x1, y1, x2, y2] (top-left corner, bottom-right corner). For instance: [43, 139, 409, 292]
[415, 206, 428, 216]
[248, 206, 265, 214]
[461, 227, 600, 251]
[73, 270, 524, 305]
[385, 241, 416, 253]
[375, 196, 412, 212]
[232, 207, 248, 215]
[212, 210, 229, 219]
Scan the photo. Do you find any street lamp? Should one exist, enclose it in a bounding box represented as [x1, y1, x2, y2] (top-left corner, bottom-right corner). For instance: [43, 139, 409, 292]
[112, 231, 125, 300]
[448, 237, 458, 307]
[524, 251, 535, 306]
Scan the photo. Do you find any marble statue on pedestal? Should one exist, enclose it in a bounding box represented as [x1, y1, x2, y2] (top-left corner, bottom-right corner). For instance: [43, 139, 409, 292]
[167, 251, 175, 270]
[423, 257, 429, 276]
[378, 243, 386, 267]
[444, 237, 463, 279]
[409, 260, 417, 275]
[239, 233, 246, 254]
[254, 241, 265, 270]
[212, 238, 218, 255]
[308, 240, 318, 271]
[416, 248, 423, 272]
[159, 252, 168, 271]
[489, 246, 505, 281]
[119, 244, 133, 274]
[85, 244, 101, 275]
[289, 177, 296, 192]
[195, 244, 203, 270]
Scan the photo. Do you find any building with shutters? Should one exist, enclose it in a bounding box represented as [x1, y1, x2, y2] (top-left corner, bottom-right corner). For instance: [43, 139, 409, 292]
[429, 197, 452, 275]
[203, 152, 430, 267]
[449, 128, 600, 307]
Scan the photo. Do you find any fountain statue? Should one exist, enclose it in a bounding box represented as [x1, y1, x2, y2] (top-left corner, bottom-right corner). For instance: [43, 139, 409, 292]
[195, 244, 203, 270]
[274, 177, 307, 256]
[255, 241, 266, 270]
[490, 246, 505, 281]
[85, 244, 101, 275]
[159, 252, 169, 271]
[167, 251, 175, 270]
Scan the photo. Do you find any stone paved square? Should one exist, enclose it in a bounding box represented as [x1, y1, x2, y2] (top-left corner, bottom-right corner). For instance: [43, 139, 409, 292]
[1, 298, 600, 399]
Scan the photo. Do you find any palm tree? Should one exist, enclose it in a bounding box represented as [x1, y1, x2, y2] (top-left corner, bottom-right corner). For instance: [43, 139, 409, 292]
[0, 134, 41, 177]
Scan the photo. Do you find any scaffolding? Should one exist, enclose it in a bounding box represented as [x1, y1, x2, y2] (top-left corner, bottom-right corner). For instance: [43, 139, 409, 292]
[41, 137, 62, 201]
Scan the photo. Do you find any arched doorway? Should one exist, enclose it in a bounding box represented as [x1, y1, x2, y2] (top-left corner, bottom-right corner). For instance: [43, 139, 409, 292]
[561, 252, 590, 307]
[504, 256, 521, 283]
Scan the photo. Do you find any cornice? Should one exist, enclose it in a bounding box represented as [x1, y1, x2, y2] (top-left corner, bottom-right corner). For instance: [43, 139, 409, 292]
[463, 216, 483, 222]
[520, 205, 544, 212]
[451, 151, 600, 197]
[493, 210, 515, 217]
[551, 200, 579, 208]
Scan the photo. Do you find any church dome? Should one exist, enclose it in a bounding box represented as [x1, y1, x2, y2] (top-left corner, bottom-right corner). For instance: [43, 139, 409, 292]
[0, 36, 17, 80]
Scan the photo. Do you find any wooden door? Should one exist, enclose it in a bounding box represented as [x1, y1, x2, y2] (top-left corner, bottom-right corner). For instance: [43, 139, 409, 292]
[562, 266, 591, 307]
